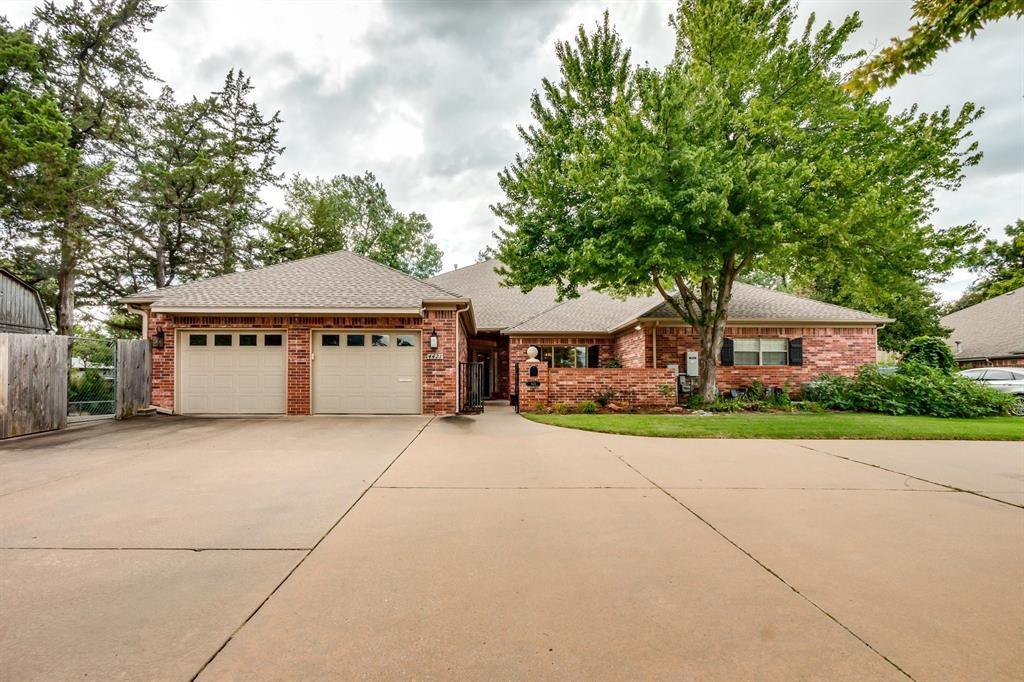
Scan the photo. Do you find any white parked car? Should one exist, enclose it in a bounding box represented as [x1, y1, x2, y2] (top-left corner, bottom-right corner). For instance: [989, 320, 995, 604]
[958, 367, 1024, 415]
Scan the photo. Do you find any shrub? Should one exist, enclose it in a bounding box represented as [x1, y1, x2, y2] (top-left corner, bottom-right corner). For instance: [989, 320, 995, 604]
[688, 394, 706, 409]
[802, 364, 1015, 418]
[902, 336, 957, 373]
[578, 400, 598, 414]
[600, 358, 622, 368]
[532, 402, 548, 413]
[552, 401, 570, 415]
[594, 388, 616, 407]
[657, 383, 674, 399]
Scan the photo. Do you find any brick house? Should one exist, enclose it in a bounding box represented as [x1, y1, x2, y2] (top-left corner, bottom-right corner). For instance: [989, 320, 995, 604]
[430, 261, 888, 410]
[940, 287, 1024, 368]
[121, 252, 889, 416]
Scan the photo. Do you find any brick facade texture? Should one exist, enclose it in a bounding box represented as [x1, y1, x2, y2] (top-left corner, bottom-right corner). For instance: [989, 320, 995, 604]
[507, 336, 615, 397]
[614, 327, 647, 367]
[518, 362, 677, 411]
[653, 325, 877, 391]
[147, 309, 463, 416]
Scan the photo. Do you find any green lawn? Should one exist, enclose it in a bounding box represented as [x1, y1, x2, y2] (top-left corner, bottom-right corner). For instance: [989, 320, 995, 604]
[524, 412, 1024, 440]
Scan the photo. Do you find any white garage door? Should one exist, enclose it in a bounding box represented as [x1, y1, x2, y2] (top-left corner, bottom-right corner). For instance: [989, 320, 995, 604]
[178, 331, 286, 414]
[312, 330, 421, 414]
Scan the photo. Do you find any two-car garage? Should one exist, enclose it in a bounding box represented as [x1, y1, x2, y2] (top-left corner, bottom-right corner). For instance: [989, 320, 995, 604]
[177, 329, 421, 415]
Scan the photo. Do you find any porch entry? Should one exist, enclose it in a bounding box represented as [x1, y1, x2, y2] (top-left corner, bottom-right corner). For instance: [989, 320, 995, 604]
[473, 349, 495, 398]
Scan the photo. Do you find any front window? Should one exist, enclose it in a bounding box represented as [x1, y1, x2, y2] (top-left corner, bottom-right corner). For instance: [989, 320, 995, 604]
[539, 345, 588, 368]
[734, 338, 788, 366]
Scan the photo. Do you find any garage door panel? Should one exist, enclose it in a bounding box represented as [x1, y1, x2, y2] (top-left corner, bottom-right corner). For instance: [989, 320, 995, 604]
[312, 330, 420, 414]
[180, 331, 285, 414]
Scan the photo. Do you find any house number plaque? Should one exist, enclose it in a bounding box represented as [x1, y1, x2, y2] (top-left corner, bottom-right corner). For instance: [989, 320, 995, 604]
[426, 353, 444, 360]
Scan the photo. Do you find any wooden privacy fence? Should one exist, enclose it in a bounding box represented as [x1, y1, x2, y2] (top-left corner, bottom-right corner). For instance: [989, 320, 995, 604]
[116, 339, 151, 419]
[0, 333, 152, 439]
[0, 333, 68, 439]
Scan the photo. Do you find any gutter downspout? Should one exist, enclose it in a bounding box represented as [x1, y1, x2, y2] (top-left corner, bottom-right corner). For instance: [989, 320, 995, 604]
[454, 304, 466, 414]
[126, 306, 148, 338]
[652, 321, 658, 368]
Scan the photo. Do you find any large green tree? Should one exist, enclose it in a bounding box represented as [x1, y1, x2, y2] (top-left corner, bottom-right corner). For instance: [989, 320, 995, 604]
[257, 172, 443, 278]
[0, 20, 75, 224]
[848, 0, 1024, 94]
[493, 2, 981, 400]
[124, 87, 221, 289]
[950, 218, 1024, 310]
[205, 69, 283, 275]
[28, 0, 162, 334]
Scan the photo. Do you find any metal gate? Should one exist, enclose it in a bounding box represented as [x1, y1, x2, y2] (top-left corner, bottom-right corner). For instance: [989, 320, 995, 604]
[459, 361, 485, 414]
[68, 336, 117, 421]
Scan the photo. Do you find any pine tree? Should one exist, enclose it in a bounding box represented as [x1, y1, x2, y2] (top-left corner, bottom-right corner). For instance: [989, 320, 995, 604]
[206, 69, 283, 275]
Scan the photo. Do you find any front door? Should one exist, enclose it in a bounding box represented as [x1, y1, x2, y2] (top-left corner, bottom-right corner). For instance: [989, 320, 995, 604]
[474, 350, 493, 398]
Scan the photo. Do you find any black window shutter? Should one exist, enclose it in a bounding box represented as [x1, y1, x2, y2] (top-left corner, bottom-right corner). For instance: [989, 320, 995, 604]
[789, 337, 804, 366]
[587, 345, 600, 368]
[721, 338, 734, 366]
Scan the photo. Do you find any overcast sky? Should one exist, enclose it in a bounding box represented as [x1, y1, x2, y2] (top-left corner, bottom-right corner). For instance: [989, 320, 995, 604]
[7, 0, 1022, 299]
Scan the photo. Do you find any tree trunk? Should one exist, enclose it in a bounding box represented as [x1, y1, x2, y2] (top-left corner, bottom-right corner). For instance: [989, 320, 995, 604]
[56, 214, 78, 336]
[56, 258, 77, 336]
[696, 315, 728, 402]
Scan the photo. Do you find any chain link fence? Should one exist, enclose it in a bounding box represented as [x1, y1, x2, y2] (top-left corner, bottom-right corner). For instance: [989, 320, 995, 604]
[68, 336, 117, 421]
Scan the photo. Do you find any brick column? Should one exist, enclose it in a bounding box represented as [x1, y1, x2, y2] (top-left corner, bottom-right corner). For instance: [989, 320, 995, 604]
[518, 359, 549, 411]
[287, 324, 311, 415]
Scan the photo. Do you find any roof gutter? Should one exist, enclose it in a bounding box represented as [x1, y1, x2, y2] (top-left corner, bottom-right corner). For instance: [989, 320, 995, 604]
[148, 306, 425, 315]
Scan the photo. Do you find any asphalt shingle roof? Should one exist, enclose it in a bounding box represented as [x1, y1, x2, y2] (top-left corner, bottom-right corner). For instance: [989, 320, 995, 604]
[121, 251, 462, 310]
[436, 262, 887, 333]
[940, 287, 1024, 361]
[427, 260, 562, 331]
[643, 282, 891, 325]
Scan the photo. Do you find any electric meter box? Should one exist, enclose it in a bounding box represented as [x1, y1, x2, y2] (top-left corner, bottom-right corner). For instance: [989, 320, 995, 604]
[685, 351, 699, 377]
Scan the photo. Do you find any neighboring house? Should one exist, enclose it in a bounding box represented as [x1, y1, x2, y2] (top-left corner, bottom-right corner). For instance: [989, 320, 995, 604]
[0, 268, 51, 334]
[941, 287, 1024, 368]
[120, 251, 888, 416]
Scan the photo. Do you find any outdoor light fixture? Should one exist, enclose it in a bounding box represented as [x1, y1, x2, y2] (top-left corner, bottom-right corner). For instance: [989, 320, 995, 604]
[429, 328, 439, 349]
[152, 329, 165, 349]
[635, 324, 643, 331]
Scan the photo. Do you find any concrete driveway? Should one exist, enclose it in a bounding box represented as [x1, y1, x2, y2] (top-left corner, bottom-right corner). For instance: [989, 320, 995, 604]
[1, 409, 1021, 681]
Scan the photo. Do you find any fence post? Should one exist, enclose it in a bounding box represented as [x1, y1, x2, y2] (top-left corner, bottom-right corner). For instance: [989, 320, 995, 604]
[116, 338, 151, 419]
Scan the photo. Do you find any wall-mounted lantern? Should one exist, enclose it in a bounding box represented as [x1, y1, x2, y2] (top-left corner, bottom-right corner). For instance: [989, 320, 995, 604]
[429, 328, 439, 349]
[151, 329, 165, 349]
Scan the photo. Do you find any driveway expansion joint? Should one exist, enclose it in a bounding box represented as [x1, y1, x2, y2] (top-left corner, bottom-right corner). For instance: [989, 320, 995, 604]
[608, 445, 918, 682]
[187, 417, 434, 682]
[797, 444, 1024, 510]
[0, 546, 310, 552]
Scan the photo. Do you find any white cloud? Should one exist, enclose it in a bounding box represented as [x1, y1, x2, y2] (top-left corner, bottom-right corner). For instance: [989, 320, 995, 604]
[6, 0, 1020, 298]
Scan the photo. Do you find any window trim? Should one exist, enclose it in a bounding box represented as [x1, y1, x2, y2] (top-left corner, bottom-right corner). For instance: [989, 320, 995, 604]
[732, 337, 789, 367]
[538, 345, 590, 368]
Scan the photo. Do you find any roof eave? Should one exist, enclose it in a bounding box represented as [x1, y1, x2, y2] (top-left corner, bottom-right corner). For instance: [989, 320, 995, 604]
[635, 316, 893, 326]
[149, 306, 426, 315]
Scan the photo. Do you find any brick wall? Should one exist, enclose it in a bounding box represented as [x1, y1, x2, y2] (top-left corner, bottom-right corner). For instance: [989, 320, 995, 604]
[508, 336, 615, 397]
[147, 309, 461, 415]
[614, 327, 647, 367]
[517, 362, 677, 411]
[654, 325, 877, 391]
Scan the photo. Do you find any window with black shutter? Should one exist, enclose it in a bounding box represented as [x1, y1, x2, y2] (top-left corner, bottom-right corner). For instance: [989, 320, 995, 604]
[587, 345, 600, 368]
[721, 338, 734, 366]
[789, 337, 803, 366]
